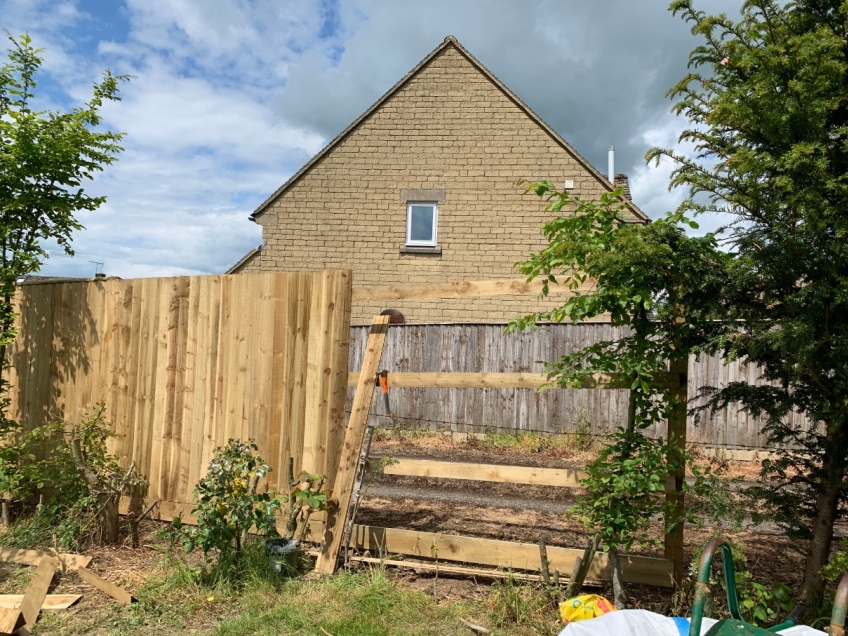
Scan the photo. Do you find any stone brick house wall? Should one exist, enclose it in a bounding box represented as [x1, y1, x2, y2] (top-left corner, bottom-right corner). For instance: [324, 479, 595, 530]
[230, 36, 647, 324]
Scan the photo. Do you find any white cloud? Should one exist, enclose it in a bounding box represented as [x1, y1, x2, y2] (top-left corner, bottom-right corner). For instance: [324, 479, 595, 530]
[0, 0, 746, 278]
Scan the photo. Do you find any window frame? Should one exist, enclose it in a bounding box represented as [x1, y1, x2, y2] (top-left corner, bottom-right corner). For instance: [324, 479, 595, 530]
[405, 202, 439, 247]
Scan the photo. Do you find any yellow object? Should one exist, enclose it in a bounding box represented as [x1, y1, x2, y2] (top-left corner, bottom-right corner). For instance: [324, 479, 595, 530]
[559, 594, 616, 623]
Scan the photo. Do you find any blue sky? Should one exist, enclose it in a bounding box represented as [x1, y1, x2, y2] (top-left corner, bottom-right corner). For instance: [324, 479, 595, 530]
[0, 0, 732, 279]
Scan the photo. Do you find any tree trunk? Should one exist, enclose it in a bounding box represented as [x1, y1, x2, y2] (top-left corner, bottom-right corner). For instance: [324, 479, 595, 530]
[801, 424, 848, 612]
[609, 547, 627, 609]
[1, 500, 10, 527]
[100, 496, 120, 545]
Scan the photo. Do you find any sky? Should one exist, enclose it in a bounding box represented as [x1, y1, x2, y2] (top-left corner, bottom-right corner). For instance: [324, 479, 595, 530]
[0, 0, 737, 279]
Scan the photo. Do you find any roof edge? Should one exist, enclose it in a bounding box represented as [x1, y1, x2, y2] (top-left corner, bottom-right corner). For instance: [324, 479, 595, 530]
[226, 246, 262, 274]
[251, 36, 460, 220]
[252, 35, 649, 223]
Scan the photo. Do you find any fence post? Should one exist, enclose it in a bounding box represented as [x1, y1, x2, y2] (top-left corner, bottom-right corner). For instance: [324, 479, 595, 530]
[314, 314, 390, 575]
[664, 356, 688, 585]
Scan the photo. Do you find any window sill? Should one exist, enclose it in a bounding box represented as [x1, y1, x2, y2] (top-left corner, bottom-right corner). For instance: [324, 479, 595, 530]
[400, 245, 442, 255]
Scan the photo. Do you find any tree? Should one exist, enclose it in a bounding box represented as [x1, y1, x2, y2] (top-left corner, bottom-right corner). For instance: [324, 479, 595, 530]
[649, 0, 848, 610]
[516, 0, 848, 612]
[509, 185, 729, 605]
[0, 33, 126, 351]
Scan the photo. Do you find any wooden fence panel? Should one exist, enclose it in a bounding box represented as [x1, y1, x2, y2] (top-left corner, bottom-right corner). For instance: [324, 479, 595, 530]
[347, 323, 811, 449]
[7, 271, 352, 505]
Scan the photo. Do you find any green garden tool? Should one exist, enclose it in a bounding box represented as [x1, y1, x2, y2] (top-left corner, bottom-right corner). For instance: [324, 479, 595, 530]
[689, 538, 848, 636]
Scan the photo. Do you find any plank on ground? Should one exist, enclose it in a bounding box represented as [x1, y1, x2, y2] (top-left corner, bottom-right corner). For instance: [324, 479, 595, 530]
[369, 457, 588, 487]
[0, 547, 91, 571]
[348, 556, 605, 585]
[0, 595, 81, 610]
[347, 525, 674, 588]
[346, 371, 680, 390]
[78, 568, 135, 604]
[18, 556, 58, 633]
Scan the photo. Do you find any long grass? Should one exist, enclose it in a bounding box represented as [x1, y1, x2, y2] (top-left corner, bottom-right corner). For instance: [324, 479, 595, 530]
[50, 554, 564, 636]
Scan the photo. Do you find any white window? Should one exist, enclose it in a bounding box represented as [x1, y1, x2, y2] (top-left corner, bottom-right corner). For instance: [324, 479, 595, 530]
[406, 202, 438, 246]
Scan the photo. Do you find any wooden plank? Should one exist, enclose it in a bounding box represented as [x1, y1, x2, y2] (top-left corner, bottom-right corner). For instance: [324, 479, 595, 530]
[77, 567, 135, 604]
[346, 556, 598, 584]
[0, 548, 91, 571]
[351, 278, 593, 302]
[346, 371, 679, 390]
[347, 525, 674, 588]
[18, 555, 58, 632]
[370, 457, 588, 487]
[303, 272, 332, 475]
[314, 315, 390, 575]
[0, 595, 81, 611]
[322, 270, 353, 483]
[0, 608, 22, 635]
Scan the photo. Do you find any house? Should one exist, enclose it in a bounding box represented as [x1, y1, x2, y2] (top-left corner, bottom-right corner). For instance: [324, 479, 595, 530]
[229, 36, 648, 324]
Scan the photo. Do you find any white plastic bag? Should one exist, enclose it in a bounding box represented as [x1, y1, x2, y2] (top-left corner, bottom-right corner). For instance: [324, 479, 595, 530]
[557, 609, 717, 636]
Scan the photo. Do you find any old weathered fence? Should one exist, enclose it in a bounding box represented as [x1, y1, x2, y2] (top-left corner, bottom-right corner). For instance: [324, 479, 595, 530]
[6, 271, 352, 508]
[348, 323, 810, 449]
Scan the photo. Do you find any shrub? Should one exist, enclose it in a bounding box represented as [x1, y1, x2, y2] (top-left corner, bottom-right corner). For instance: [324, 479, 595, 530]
[0, 404, 145, 548]
[165, 439, 281, 572]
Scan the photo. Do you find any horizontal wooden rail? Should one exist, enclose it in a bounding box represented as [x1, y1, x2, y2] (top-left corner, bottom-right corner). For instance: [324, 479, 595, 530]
[369, 457, 675, 491]
[352, 278, 594, 302]
[124, 498, 672, 586]
[368, 457, 588, 487]
[347, 371, 681, 390]
[347, 524, 674, 587]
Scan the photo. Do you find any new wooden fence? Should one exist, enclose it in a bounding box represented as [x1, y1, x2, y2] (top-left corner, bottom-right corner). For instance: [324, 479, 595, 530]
[6, 271, 353, 507]
[357, 456, 675, 587]
[348, 323, 811, 449]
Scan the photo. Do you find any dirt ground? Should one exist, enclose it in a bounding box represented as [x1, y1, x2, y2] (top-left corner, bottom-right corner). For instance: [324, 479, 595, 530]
[349, 434, 806, 612]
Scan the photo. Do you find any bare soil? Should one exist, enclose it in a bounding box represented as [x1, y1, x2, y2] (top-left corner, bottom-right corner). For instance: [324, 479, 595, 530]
[348, 434, 807, 612]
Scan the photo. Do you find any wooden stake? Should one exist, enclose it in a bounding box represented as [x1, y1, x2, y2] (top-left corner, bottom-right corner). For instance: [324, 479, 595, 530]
[314, 315, 390, 575]
[0, 609, 22, 635]
[538, 537, 551, 586]
[566, 533, 601, 598]
[664, 357, 688, 585]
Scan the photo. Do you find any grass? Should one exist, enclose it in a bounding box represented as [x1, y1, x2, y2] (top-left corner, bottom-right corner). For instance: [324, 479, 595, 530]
[467, 427, 595, 456]
[29, 541, 565, 636]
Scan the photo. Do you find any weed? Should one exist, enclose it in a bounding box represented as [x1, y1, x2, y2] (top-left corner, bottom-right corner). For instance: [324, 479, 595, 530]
[486, 576, 561, 633]
[672, 537, 795, 628]
[373, 418, 433, 442]
[1, 405, 144, 550]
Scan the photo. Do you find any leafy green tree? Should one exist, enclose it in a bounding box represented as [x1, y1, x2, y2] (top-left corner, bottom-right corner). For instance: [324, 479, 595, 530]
[647, 0, 848, 610]
[0, 33, 126, 351]
[516, 0, 848, 611]
[509, 184, 728, 604]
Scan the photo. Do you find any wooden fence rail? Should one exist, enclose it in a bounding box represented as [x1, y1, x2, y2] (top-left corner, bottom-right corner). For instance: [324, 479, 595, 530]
[347, 323, 811, 448]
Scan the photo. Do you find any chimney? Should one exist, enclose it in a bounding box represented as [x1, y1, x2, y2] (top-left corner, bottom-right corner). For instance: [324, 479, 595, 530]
[95, 272, 107, 279]
[608, 146, 615, 182]
[614, 173, 632, 201]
